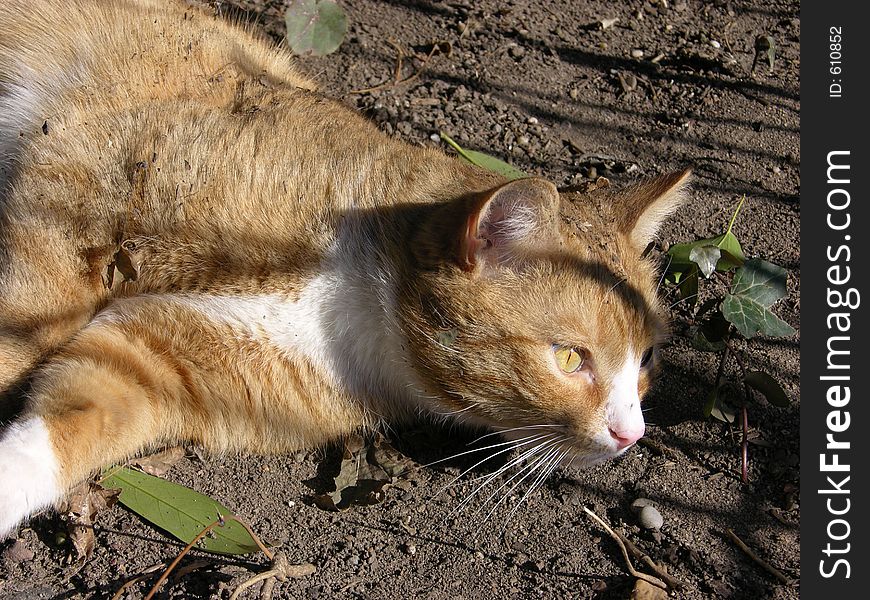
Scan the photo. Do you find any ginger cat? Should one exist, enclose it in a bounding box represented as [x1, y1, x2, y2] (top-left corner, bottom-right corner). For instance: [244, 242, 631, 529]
[0, 0, 690, 538]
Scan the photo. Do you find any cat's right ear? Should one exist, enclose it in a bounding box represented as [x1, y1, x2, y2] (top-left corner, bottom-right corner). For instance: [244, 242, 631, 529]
[614, 169, 691, 253]
[457, 178, 561, 272]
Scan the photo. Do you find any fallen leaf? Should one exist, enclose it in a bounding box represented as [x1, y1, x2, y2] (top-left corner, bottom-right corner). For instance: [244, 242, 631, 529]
[131, 446, 186, 477]
[313, 434, 414, 511]
[61, 480, 121, 561]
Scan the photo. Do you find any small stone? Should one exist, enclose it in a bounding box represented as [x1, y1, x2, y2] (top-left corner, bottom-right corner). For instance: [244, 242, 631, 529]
[630, 497, 656, 514]
[710, 40, 721, 49]
[526, 116, 539, 125]
[429, 133, 441, 143]
[509, 45, 526, 59]
[638, 505, 664, 530]
[630, 49, 644, 58]
[517, 135, 530, 147]
[403, 543, 417, 555]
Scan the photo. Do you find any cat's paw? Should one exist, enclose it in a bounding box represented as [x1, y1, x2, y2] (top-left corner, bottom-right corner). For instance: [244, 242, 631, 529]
[0, 417, 61, 539]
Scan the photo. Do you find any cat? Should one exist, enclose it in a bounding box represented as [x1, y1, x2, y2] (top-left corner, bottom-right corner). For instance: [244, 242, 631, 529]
[0, 0, 689, 539]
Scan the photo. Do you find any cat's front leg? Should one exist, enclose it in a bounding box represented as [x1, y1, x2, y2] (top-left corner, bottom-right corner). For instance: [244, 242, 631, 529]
[0, 293, 368, 538]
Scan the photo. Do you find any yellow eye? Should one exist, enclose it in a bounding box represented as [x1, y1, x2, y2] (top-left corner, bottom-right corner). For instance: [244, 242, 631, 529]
[554, 345, 585, 373]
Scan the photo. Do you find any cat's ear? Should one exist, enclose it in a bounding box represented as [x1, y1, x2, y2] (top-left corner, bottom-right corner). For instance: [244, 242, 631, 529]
[614, 169, 691, 253]
[459, 178, 560, 271]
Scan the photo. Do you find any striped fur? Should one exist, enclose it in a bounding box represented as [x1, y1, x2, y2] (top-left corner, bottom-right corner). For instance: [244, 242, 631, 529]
[0, 0, 689, 537]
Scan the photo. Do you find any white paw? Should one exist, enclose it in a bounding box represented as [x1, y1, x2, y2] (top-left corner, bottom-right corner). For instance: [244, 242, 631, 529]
[0, 417, 61, 539]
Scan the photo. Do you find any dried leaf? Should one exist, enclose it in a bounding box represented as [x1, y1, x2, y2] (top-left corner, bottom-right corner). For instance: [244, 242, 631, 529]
[689, 245, 721, 279]
[61, 480, 121, 561]
[131, 446, 186, 477]
[103, 241, 143, 291]
[313, 434, 414, 511]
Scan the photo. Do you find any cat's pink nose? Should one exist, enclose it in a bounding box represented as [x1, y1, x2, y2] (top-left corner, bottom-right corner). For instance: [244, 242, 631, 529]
[609, 424, 644, 449]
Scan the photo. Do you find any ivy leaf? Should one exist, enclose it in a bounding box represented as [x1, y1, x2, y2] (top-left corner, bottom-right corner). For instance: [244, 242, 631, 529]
[722, 258, 795, 338]
[744, 371, 789, 407]
[285, 0, 348, 57]
[689, 245, 721, 278]
[722, 258, 793, 337]
[439, 132, 527, 180]
[666, 196, 746, 282]
[101, 467, 261, 555]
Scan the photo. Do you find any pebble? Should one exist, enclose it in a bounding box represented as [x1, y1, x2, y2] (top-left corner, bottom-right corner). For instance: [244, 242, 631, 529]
[710, 40, 721, 49]
[630, 497, 656, 514]
[631, 49, 644, 58]
[429, 133, 441, 143]
[517, 135, 530, 147]
[526, 116, 539, 125]
[639, 505, 664, 530]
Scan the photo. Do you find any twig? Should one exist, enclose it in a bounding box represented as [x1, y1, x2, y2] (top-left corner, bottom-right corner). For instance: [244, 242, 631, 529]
[229, 552, 316, 600]
[110, 563, 166, 600]
[725, 529, 793, 585]
[349, 43, 443, 94]
[614, 530, 688, 590]
[723, 337, 753, 483]
[583, 507, 667, 590]
[141, 514, 274, 600]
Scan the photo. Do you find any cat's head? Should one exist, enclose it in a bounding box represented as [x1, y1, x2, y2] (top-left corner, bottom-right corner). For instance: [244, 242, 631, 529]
[399, 169, 690, 467]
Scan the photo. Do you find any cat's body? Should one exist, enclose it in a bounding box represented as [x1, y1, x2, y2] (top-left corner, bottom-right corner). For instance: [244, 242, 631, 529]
[0, 0, 688, 538]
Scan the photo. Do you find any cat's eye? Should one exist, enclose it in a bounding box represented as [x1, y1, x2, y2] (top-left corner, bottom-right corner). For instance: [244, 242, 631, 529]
[553, 345, 586, 373]
[640, 347, 655, 368]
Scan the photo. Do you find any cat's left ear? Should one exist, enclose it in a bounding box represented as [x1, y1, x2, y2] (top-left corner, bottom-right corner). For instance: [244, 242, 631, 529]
[459, 178, 560, 271]
[614, 169, 692, 253]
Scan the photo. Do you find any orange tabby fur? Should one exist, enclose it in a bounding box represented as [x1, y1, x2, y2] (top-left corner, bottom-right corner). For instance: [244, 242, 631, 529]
[0, 0, 689, 537]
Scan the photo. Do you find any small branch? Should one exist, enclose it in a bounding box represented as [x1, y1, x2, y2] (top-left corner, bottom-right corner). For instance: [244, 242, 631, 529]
[725, 529, 793, 585]
[349, 43, 443, 94]
[141, 514, 274, 600]
[583, 507, 668, 590]
[229, 552, 316, 600]
[614, 530, 688, 590]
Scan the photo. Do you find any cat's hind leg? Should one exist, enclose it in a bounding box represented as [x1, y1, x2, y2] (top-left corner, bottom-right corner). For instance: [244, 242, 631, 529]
[0, 221, 109, 404]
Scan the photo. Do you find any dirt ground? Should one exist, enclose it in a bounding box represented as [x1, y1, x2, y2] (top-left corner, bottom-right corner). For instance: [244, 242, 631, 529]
[0, 0, 800, 598]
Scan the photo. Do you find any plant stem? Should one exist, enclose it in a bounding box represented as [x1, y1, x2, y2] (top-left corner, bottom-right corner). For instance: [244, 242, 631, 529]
[723, 336, 753, 484]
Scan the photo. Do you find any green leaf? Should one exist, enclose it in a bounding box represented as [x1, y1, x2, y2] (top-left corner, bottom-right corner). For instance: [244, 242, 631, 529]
[744, 371, 789, 407]
[722, 258, 795, 339]
[285, 0, 348, 57]
[722, 294, 795, 338]
[667, 231, 745, 278]
[101, 467, 261, 555]
[439, 132, 527, 180]
[689, 245, 721, 278]
[666, 196, 747, 281]
[730, 258, 788, 308]
[677, 267, 699, 305]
